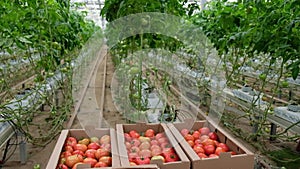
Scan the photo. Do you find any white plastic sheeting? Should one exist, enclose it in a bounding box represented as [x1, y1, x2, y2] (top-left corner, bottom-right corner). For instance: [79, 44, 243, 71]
[70, 0, 106, 29]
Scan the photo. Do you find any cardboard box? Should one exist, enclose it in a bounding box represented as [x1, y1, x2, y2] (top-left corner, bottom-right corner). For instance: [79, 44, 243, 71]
[81, 164, 159, 169]
[116, 123, 190, 169]
[46, 127, 120, 169]
[167, 119, 254, 169]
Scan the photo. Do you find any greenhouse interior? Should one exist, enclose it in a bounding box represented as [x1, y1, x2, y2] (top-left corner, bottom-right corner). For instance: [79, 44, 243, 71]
[0, 0, 299, 169]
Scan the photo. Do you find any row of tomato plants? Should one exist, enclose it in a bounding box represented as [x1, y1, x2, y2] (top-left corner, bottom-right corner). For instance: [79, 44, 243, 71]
[0, 0, 101, 145]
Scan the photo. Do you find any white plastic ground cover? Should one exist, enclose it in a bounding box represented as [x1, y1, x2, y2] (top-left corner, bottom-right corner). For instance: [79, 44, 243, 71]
[287, 76, 300, 86]
[4, 69, 65, 112]
[232, 89, 266, 106]
[0, 118, 14, 148]
[0, 53, 41, 75]
[274, 106, 300, 126]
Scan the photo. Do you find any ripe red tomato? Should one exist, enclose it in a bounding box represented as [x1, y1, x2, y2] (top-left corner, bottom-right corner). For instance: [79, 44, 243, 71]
[180, 129, 189, 137]
[218, 143, 229, 152]
[139, 149, 152, 158]
[199, 135, 209, 143]
[155, 133, 165, 140]
[213, 140, 219, 147]
[165, 153, 179, 162]
[64, 145, 74, 153]
[139, 141, 151, 150]
[199, 127, 210, 136]
[83, 157, 97, 167]
[128, 152, 138, 162]
[61, 151, 72, 158]
[99, 156, 112, 166]
[87, 142, 100, 150]
[193, 145, 205, 154]
[85, 149, 96, 158]
[208, 154, 219, 158]
[65, 137, 77, 148]
[151, 145, 161, 151]
[202, 139, 215, 146]
[158, 137, 169, 144]
[208, 132, 218, 140]
[73, 144, 87, 152]
[215, 147, 226, 156]
[65, 154, 82, 168]
[100, 143, 111, 151]
[57, 164, 68, 169]
[192, 131, 200, 139]
[129, 130, 140, 138]
[197, 153, 208, 159]
[151, 148, 162, 156]
[230, 151, 237, 155]
[150, 140, 159, 146]
[130, 146, 140, 153]
[95, 148, 111, 159]
[184, 134, 194, 142]
[125, 141, 132, 150]
[187, 140, 194, 147]
[162, 148, 175, 156]
[194, 139, 202, 145]
[203, 145, 215, 155]
[72, 150, 85, 156]
[124, 133, 132, 142]
[136, 156, 150, 165]
[160, 142, 172, 149]
[145, 129, 155, 137]
[130, 138, 141, 147]
[94, 161, 108, 167]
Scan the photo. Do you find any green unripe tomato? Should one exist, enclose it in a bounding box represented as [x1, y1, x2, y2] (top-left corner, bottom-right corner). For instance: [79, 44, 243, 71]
[129, 67, 140, 75]
[281, 81, 289, 88]
[259, 74, 267, 81]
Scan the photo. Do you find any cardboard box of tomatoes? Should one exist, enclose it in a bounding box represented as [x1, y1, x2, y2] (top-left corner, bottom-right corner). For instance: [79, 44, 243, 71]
[167, 119, 255, 169]
[116, 122, 190, 169]
[81, 164, 160, 169]
[46, 127, 120, 169]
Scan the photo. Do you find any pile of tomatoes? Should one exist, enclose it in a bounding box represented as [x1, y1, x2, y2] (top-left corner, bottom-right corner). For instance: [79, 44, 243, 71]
[181, 127, 237, 159]
[124, 129, 180, 166]
[57, 135, 112, 169]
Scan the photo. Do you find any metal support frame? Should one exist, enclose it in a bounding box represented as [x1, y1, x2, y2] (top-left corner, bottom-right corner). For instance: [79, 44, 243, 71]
[270, 123, 277, 141]
[0, 138, 11, 165]
[19, 141, 26, 164]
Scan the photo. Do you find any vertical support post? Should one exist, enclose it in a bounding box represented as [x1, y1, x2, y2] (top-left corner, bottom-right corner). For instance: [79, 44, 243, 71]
[40, 104, 44, 111]
[252, 115, 259, 141]
[252, 115, 259, 133]
[296, 140, 300, 152]
[242, 76, 245, 85]
[269, 123, 277, 141]
[20, 140, 27, 164]
[55, 90, 59, 106]
[288, 88, 292, 101]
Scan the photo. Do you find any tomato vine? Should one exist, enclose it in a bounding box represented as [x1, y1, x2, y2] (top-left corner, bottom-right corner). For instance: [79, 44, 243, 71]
[0, 0, 100, 146]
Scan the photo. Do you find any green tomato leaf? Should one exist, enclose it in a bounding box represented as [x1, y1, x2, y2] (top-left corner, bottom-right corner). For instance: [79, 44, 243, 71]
[18, 37, 32, 44]
[291, 65, 299, 80]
